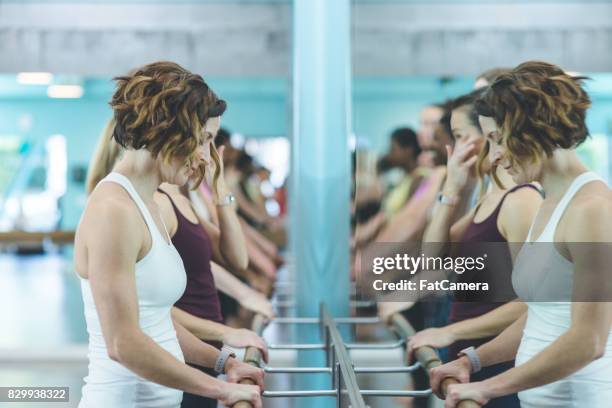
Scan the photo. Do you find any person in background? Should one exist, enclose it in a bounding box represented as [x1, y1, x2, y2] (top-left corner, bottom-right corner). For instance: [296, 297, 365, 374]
[227, 151, 286, 249]
[376, 69, 513, 321]
[213, 129, 283, 300]
[352, 149, 387, 225]
[353, 107, 451, 264]
[353, 127, 425, 247]
[191, 181, 281, 289]
[211, 129, 282, 253]
[417, 104, 445, 168]
[155, 173, 270, 408]
[352, 108, 454, 408]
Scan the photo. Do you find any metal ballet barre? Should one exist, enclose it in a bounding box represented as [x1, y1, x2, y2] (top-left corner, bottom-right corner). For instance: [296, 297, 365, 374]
[233, 314, 267, 408]
[389, 313, 480, 408]
[232, 305, 481, 408]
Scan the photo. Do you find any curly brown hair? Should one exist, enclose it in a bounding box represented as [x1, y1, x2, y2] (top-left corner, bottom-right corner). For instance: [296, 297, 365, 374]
[110, 61, 226, 188]
[475, 61, 591, 167]
[475, 67, 512, 86]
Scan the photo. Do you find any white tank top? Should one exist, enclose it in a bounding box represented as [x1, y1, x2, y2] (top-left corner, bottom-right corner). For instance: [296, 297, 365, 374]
[512, 171, 612, 408]
[513, 171, 605, 303]
[79, 172, 187, 408]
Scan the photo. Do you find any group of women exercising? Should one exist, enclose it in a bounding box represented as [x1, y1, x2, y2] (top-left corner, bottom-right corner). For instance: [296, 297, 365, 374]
[74, 59, 611, 408]
[355, 62, 612, 407]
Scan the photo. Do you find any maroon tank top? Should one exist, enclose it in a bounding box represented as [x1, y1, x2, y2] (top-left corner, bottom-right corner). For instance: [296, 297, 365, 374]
[461, 183, 539, 242]
[158, 189, 223, 323]
[449, 183, 541, 357]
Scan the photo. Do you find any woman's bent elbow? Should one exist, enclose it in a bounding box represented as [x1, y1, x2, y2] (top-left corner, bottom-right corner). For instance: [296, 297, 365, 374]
[592, 340, 606, 361]
[582, 334, 607, 362]
[108, 333, 139, 364]
[107, 344, 121, 362]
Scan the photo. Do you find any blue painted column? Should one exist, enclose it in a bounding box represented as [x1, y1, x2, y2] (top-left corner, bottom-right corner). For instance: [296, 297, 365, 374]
[290, 0, 352, 406]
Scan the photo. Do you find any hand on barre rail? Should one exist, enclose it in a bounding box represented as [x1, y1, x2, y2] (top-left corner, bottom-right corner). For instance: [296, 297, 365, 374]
[225, 357, 265, 390]
[377, 301, 415, 323]
[219, 381, 262, 408]
[429, 356, 470, 399]
[441, 379, 490, 408]
[239, 291, 275, 320]
[429, 355, 486, 408]
[231, 314, 269, 408]
[222, 328, 270, 363]
[225, 356, 265, 408]
[407, 327, 456, 362]
[389, 313, 482, 408]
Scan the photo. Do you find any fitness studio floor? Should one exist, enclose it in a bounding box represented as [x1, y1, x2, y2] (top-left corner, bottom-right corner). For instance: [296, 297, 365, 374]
[0, 254, 86, 408]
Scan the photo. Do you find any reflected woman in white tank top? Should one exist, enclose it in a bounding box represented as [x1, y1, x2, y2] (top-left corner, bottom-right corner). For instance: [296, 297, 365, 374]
[432, 61, 612, 407]
[74, 61, 263, 408]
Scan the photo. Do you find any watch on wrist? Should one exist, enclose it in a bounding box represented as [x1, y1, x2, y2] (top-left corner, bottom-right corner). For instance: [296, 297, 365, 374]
[216, 193, 236, 207]
[214, 346, 237, 374]
[458, 346, 482, 374]
[436, 191, 459, 206]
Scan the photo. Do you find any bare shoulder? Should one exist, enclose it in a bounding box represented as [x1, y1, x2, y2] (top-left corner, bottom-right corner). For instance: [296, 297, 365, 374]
[565, 180, 612, 242]
[498, 185, 542, 240]
[171, 192, 192, 207]
[503, 184, 543, 209]
[501, 187, 542, 217]
[576, 179, 611, 200]
[79, 183, 142, 241]
[499, 184, 543, 222]
[571, 180, 611, 216]
[153, 190, 172, 213]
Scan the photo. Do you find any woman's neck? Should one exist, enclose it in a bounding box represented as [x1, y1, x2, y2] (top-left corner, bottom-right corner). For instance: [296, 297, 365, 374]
[113, 149, 162, 202]
[160, 183, 181, 196]
[492, 165, 516, 193]
[538, 150, 589, 199]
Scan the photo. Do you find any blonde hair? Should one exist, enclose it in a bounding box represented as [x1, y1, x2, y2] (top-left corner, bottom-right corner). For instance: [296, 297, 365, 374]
[86, 119, 122, 195]
[475, 141, 505, 199]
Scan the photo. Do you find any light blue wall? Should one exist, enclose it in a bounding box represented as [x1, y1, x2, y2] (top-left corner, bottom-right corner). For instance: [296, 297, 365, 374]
[353, 77, 473, 152]
[1, 73, 611, 228]
[0, 76, 288, 228]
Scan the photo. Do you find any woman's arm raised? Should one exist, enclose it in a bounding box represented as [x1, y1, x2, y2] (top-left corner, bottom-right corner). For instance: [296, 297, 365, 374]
[199, 145, 249, 270]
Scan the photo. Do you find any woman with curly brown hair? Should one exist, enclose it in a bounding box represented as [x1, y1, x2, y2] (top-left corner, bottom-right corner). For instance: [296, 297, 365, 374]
[429, 61, 612, 408]
[74, 61, 263, 408]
